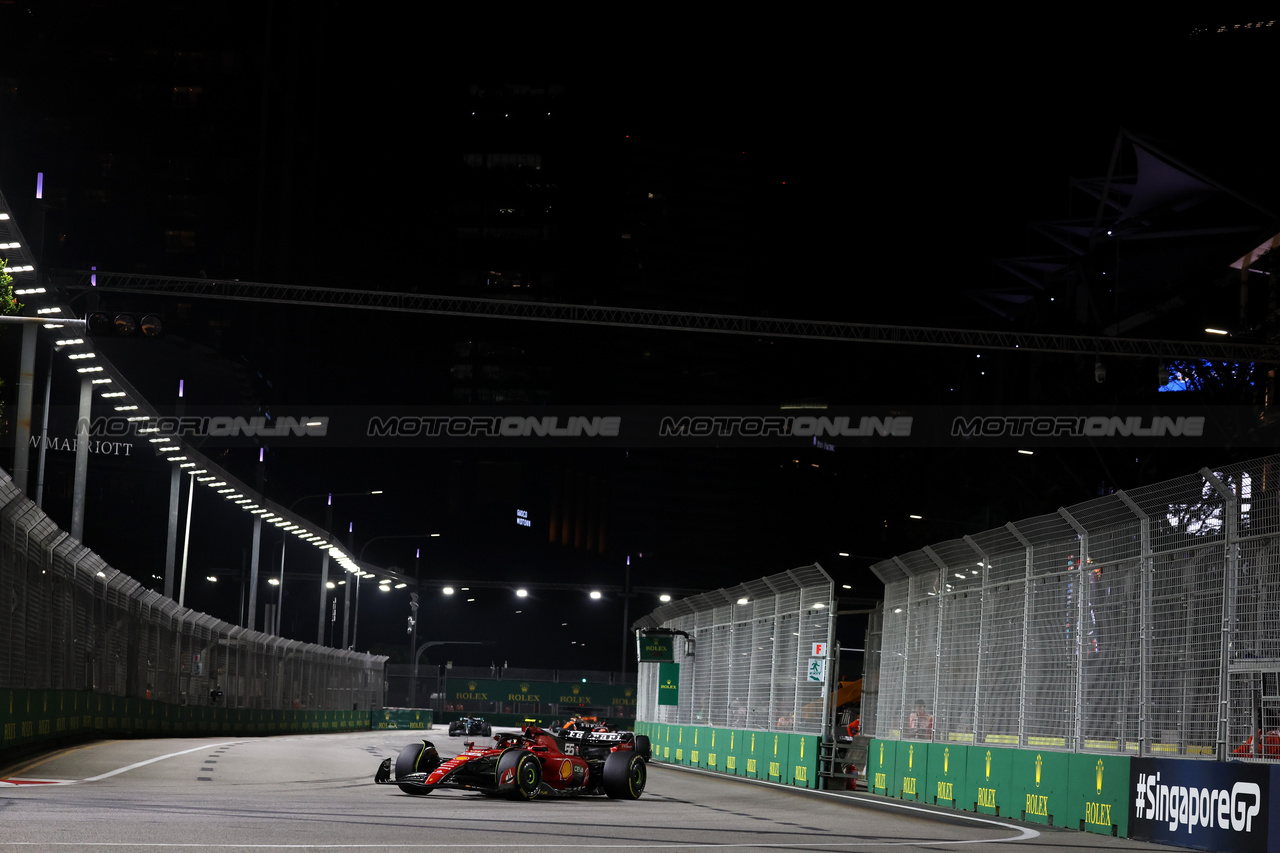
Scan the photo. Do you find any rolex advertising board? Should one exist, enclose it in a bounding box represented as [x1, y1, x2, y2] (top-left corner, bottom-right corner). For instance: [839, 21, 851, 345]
[657, 662, 680, 706]
[444, 678, 630, 708]
[638, 633, 675, 663]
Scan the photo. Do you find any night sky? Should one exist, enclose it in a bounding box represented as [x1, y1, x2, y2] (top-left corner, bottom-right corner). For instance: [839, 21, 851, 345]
[1, 7, 1277, 672]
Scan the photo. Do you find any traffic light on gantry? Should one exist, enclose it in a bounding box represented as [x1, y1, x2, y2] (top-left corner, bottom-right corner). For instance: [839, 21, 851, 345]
[85, 311, 163, 338]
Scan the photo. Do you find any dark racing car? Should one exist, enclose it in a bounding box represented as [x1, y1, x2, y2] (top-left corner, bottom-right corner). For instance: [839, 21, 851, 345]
[447, 716, 492, 737]
[375, 724, 647, 800]
[555, 725, 651, 764]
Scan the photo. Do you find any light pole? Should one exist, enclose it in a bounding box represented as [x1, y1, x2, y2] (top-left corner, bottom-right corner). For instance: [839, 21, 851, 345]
[408, 591, 419, 706]
[285, 489, 383, 645]
[354, 534, 437, 652]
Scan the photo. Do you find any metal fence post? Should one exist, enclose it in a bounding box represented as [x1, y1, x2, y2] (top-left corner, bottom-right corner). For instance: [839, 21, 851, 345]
[893, 556, 913, 737]
[1006, 522, 1032, 749]
[964, 535, 989, 747]
[922, 546, 948, 733]
[1116, 489, 1150, 757]
[1058, 508, 1088, 752]
[1202, 468, 1237, 762]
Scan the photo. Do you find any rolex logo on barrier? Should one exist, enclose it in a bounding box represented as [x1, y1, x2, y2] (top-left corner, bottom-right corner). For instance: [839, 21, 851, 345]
[908, 744, 914, 769]
[985, 750, 992, 779]
[1035, 754, 1042, 787]
[1096, 759, 1104, 794]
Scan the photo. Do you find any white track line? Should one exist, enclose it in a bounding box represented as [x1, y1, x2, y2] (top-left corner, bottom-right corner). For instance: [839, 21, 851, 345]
[82, 741, 249, 782]
[649, 762, 1040, 844]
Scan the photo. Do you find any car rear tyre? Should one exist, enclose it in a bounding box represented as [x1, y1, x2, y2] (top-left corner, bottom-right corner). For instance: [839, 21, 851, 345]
[634, 735, 652, 761]
[602, 751, 646, 799]
[394, 743, 432, 796]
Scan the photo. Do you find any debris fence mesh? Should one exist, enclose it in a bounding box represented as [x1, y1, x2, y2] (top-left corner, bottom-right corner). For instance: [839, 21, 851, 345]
[863, 456, 1280, 760]
[0, 470, 386, 710]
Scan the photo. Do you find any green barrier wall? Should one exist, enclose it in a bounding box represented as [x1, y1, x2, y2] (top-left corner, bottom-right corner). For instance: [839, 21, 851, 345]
[867, 743, 1132, 842]
[373, 708, 434, 730]
[435, 711, 634, 729]
[1012, 749, 1069, 825]
[765, 732, 790, 784]
[868, 738, 897, 796]
[745, 729, 769, 779]
[638, 725, 817, 792]
[895, 739, 929, 801]
[1066, 752, 1129, 837]
[967, 745, 1014, 815]
[703, 728, 726, 772]
[726, 728, 745, 776]
[791, 734, 819, 788]
[1, 687, 374, 767]
[637, 722, 1136, 843]
[926, 743, 968, 808]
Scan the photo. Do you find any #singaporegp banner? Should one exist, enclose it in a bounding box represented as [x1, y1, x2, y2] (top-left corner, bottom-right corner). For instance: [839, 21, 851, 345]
[1129, 757, 1279, 853]
[869, 742, 1280, 852]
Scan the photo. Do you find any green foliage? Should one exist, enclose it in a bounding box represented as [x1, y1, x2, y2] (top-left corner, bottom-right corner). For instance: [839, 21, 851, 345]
[0, 258, 18, 315]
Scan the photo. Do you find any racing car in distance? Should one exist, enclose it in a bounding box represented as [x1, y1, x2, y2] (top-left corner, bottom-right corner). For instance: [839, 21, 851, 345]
[556, 725, 651, 763]
[447, 716, 492, 737]
[375, 724, 647, 800]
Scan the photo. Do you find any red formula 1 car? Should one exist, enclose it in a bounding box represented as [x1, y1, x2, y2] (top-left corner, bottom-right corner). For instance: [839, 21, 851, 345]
[374, 724, 647, 800]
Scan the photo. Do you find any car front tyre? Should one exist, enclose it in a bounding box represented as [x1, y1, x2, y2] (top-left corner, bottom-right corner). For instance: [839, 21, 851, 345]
[394, 743, 432, 796]
[511, 753, 542, 800]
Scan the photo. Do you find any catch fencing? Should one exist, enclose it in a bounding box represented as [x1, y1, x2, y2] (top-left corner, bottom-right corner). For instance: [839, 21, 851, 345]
[634, 564, 835, 735]
[0, 470, 386, 710]
[866, 455, 1280, 760]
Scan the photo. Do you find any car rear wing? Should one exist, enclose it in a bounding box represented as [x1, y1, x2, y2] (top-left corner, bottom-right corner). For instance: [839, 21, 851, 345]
[562, 729, 629, 747]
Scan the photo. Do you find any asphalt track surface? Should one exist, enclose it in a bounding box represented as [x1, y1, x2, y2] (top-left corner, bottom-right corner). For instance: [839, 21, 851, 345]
[0, 728, 1177, 852]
